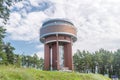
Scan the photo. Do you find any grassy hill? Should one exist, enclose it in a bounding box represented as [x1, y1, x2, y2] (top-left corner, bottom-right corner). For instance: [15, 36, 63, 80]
[0, 66, 111, 80]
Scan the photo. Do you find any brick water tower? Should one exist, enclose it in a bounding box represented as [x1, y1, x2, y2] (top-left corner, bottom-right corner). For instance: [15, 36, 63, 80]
[40, 19, 77, 70]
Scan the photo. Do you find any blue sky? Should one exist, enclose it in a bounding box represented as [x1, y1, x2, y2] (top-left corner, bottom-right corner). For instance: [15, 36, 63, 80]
[2, 0, 120, 58]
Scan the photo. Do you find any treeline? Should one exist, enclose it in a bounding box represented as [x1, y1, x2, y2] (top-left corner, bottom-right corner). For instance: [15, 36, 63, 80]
[0, 27, 44, 69]
[73, 49, 120, 78]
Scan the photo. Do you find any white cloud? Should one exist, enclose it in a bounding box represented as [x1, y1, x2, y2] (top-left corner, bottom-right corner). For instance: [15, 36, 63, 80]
[5, 11, 48, 41]
[30, 50, 44, 58]
[36, 50, 44, 58]
[5, 0, 120, 53]
[29, 0, 41, 6]
[36, 44, 44, 49]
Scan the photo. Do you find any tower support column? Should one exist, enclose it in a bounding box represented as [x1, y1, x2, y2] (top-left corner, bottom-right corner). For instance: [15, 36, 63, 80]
[64, 43, 73, 70]
[52, 43, 57, 70]
[67, 43, 73, 70]
[56, 34, 60, 70]
[44, 44, 50, 70]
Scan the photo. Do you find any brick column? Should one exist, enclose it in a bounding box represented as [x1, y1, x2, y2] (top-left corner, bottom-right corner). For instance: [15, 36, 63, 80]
[56, 34, 60, 70]
[64, 43, 68, 67]
[67, 42, 73, 70]
[44, 44, 50, 70]
[64, 42, 73, 70]
[52, 43, 57, 70]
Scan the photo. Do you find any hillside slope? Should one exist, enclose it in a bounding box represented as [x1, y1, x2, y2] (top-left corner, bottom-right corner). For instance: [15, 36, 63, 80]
[0, 66, 111, 80]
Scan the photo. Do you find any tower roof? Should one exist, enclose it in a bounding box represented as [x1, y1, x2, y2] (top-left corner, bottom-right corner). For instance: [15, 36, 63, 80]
[42, 18, 74, 28]
[40, 18, 77, 43]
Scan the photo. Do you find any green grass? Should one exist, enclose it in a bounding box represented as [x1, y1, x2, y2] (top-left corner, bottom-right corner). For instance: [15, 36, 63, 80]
[0, 66, 111, 80]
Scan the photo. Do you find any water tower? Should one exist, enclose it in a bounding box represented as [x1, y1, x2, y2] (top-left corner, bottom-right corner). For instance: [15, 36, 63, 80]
[40, 19, 77, 70]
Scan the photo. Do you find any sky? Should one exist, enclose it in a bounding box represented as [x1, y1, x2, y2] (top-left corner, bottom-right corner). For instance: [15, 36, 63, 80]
[2, 0, 120, 58]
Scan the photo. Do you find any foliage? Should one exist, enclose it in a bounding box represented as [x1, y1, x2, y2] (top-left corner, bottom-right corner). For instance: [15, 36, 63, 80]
[0, 0, 22, 23]
[73, 48, 120, 78]
[0, 27, 6, 52]
[21, 54, 44, 69]
[3, 42, 15, 64]
[0, 66, 111, 80]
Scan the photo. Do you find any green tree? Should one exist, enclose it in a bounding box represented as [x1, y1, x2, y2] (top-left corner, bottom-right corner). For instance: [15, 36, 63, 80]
[96, 49, 113, 75]
[0, 27, 6, 50]
[0, 27, 7, 65]
[113, 49, 120, 78]
[14, 54, 21, 67]
[32, 54, 39, 68]
[0, 51, 7, 64]
[73, 50, 83, 72]
[0, 0, 22, 23]
[3, 42, 15, 64]
[73, 50, 93, 73]
[38, 58, 44, 69]
[21, 55, 26, 67]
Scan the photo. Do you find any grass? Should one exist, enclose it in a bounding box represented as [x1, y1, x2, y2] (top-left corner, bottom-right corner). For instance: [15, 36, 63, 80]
[0, 66, 111, 80]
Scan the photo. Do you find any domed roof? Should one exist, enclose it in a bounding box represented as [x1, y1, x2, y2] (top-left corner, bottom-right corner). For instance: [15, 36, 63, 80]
[42, 18, 74, 28]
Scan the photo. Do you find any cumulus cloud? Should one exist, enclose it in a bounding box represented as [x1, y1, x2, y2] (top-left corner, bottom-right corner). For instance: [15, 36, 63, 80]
[35, 50, 44, 58]
[5, 11, 48, 41]
[5, 0, 120, 54]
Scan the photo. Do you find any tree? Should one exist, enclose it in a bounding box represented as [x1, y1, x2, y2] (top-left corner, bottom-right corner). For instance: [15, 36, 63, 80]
[21, 54, 44, 69]
[38, 58, 44, 69]
[96, 49, 114, 76]
[3, 42, 15, 64]
[32, 54, 39, 68]
[0, 0, 22, 23]
[0, 27, 6, 51]
[73, 50, 83, 72]
[113, 49, 120, 78]
[0, 27, 7, 65]
[73, 50, 93, 73]
[0, 27, 6, 40]
[0, 51, 7, 64]
[14, 54, 21, 67]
